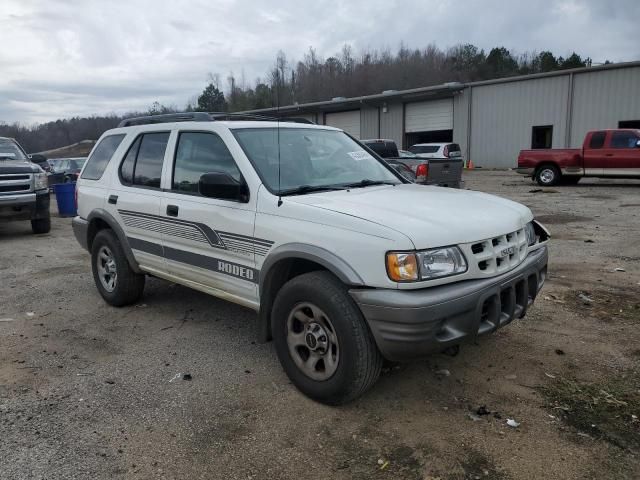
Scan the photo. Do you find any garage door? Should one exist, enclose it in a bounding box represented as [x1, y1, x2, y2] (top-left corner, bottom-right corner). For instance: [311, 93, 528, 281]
[405, 99, 453, 133]
[325, 110, 361, 138]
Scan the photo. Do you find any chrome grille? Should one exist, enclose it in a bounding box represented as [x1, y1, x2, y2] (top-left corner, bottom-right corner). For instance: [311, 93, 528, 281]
[0, 173, 33, 194]
[468, 228, 527, 275]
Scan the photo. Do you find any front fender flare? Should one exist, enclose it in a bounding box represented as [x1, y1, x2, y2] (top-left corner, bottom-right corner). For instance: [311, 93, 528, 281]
[259, 243, 365, 294]
[256, 243, 365, 342]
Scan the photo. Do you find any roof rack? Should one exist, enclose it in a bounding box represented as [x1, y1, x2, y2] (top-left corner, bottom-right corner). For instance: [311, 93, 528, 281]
[117, 112, 315, 128]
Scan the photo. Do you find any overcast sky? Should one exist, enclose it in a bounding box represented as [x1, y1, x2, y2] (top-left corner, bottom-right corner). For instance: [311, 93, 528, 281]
[2, 0, 639, 124]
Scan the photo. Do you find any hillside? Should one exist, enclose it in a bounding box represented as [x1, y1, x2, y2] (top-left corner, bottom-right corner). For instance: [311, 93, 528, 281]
[37, 140, 95, 159]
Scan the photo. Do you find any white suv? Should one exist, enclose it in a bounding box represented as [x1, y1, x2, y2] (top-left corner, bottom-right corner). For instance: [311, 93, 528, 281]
[72, 113, 549, 405]
[409, 142, 463, 160]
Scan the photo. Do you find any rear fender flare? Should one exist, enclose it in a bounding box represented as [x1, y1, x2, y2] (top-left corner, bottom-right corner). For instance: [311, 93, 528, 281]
[87, 208, 142, 274]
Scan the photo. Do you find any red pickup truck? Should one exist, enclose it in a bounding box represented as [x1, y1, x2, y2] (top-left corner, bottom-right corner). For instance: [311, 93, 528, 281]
[517, 129, 640, 186]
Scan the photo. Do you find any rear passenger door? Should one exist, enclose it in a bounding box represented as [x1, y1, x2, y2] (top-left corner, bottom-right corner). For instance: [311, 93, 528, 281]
[107, 131, 171, 274]
[583, 131, 607, 176]
[159, 129, 259, 305]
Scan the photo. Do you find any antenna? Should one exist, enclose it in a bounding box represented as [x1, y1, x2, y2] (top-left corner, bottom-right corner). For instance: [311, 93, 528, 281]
[276, 70, 283, 207]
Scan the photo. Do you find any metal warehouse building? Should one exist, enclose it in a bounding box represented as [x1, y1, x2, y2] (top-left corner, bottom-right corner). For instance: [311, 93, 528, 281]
[247, 61, 640, 168]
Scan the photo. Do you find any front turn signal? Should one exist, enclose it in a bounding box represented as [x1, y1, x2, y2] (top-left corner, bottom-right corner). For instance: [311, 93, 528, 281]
[386, 252, 418, 282]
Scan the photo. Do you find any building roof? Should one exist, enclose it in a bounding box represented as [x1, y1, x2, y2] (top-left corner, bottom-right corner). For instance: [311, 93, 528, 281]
[244, 83, 465, 115]
[243, 60, 640, 115]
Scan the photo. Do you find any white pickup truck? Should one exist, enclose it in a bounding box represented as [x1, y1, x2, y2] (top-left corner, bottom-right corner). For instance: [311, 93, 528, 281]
[72, 113, 549, 405]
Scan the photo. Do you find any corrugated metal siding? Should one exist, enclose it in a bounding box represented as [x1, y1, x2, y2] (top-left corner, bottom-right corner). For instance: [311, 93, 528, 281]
[325, 110, 361, 138]
[453, 90, 470, 160]
[379, 103, 404, 147]
[405, 99, 453, 132]
[470, 75, 569, 168]
[360, 106, 379, 139]
[570, 66, 640, 146]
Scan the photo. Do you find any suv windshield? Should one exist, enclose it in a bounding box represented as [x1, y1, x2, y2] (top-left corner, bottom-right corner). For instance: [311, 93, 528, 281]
[233, 128, 401, 194]
[0, 138, 28, 161]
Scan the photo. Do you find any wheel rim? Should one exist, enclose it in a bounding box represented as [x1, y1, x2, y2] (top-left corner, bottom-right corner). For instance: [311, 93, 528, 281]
[286, 302, 339, 381]
[96, 246, 117, 292]
[539, 168, 555, 184]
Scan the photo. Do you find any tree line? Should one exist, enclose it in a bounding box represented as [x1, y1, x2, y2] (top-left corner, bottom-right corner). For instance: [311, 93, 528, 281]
[1, 43, 597, 152]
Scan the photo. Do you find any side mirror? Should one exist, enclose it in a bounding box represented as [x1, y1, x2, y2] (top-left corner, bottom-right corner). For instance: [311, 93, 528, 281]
[198, 172, 249, 202]
[30, 154, 48, 163]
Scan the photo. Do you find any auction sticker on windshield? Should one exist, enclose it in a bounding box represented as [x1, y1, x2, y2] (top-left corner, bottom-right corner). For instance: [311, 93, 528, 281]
[347, 150, 374, 161]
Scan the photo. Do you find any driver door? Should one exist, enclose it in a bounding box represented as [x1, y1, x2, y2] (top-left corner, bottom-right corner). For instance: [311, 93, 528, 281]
[160, 129, 258, 304]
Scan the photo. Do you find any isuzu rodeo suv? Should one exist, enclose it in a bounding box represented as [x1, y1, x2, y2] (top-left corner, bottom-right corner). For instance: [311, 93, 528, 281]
[72, 113, 549, 405]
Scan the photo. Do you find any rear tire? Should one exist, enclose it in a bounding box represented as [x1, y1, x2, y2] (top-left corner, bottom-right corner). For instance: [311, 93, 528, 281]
[91, 229, 145, 306]
[31, 218, 51, 234]
[272, 271, 382, 405]
[535, 165, 560, 186]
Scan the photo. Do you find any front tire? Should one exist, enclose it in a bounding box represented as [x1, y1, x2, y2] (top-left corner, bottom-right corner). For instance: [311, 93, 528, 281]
[272, 271, 382, 405]
[31, 217, 51, 234]
[91, 229, 145, 306]
[535, 165, 560, 186]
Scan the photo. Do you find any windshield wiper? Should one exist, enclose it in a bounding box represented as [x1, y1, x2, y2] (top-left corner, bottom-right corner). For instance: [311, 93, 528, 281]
[343, 179, 397, 189]
[279, 184, 349, 197]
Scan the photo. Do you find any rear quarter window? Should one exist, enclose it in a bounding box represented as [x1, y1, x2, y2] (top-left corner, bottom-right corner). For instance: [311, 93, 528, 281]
[589, 131, 606, 149]
[81, 134, 126, 180]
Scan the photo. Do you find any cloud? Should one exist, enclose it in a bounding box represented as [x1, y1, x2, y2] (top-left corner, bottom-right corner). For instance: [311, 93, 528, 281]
[1, 0, 638, 123]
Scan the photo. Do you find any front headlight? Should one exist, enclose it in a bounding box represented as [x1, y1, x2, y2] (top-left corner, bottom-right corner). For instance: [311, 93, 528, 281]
[525, 221, 536, 246]
[34, 173, 48, 191]
[416, 247, 467, 279]
[386, 246, 467, 282]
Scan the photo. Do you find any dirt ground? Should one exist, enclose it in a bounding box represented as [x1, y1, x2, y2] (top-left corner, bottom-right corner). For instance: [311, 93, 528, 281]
[1, 170, 639, 480]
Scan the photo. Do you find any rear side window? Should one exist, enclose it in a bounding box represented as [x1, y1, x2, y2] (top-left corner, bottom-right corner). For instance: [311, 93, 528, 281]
[81, 134, 125, 180]
[119, 132, 169, 188]
[172, 132, 241, 195]
[610, 131, 639, 149]
[589, 131, 606, 149]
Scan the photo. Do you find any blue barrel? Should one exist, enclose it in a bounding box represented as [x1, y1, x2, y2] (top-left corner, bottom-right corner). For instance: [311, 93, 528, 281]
[53, 183, 77, 217]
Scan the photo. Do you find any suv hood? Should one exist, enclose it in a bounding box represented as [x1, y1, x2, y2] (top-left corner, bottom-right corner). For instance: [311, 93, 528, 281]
[287, 184, 533, 248]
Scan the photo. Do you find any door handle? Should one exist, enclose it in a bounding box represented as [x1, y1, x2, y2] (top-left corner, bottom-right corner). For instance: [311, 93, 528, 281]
[605, 153, 614, 157]
[166, 204, 179, 217]
[108, 195, 118, 205]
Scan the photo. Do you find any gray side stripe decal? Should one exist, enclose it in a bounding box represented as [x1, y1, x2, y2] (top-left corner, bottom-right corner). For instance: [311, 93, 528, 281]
[128, 236, 259, 283]
[128, 237, 164, 256]
[120, 210, 224, 248]
[118, 209, 274, 256]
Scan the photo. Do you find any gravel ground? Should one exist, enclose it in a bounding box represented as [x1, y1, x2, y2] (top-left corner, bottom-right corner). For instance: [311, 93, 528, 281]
[1, 170, 639, 479]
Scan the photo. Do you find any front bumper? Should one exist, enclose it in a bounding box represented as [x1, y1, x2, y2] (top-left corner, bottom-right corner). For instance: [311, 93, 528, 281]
[0, 190, 49, 221]
[350, 246, 548, 361]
